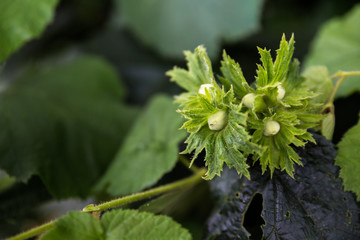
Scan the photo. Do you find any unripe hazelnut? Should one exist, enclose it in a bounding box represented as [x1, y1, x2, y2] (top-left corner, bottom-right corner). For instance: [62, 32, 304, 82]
[243, 93, 256, 108]
[263, 120, 280, 136]
[208, 110, 227, 131]
[277, 85, 286, 100]
[198, 84, 214, 95]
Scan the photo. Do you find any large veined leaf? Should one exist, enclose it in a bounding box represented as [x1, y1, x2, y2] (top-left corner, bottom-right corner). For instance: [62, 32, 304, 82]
[336, 115, 360, 201]
[0, 55, 138, 198]
[116, 0, 264, 58]
[205, 132, 360, 240]
[96, 95, 186, 196]
[0, 0, 59, 63]
[304, 4, 360, 98]
[41, 209, 192, 240]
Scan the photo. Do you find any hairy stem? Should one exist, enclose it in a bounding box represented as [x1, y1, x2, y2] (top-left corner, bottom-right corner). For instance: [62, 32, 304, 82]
[6, 167, 206, 240]
[83, 167, 206, 212]
[6, 221, 55, 240]
[178, 154, 200, 173]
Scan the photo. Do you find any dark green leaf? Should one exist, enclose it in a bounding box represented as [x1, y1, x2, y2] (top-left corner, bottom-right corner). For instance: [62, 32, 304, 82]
[96, 95, 186, 195]
[336, 115, 360, 201]
[0, 170, 15, 193]
[0, 0, 59, 62]
[41, 212, 103, 240]
[116, 0, 264, 58]
[304, 4, 360, 98]
[0, 55, 138, 198]
[205, 132, 360, 240]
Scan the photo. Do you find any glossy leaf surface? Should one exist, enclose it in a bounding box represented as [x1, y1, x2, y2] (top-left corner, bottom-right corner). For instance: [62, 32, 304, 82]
[205, 132, 360, 240]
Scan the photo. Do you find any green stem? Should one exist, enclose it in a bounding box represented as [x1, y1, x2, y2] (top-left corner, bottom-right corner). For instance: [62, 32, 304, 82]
[6, 221, 56, 240]
[327, 71, 360, 105]
[83, 167, 206, 212]
[327, 75, 345, 105]
[178, 154, 200, 173]
[5, 168, 206, 240]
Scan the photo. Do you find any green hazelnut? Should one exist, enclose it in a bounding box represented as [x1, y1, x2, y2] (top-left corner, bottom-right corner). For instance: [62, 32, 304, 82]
[277, 85, 286, 100]
[243, 93, 256, 108]
[198, 84, 214, 95]
[208, 110, 228, 131]
[263, 120, 280, 136]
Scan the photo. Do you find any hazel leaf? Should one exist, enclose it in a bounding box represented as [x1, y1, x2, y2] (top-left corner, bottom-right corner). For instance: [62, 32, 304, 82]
[205, 133, 360, 240]
[0, 0, 59, 62]
[41, 212, 103, 240]
[96, 95, 186, 196]
[336, 115, 360, 201]
[0, 55, 137, 198]
[41, 209, 192, 240]
[304, 4, 360, 98]
[116, 0, 265, 59]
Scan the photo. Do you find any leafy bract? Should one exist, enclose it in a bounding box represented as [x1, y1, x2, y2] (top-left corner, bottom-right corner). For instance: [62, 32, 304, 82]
[219, 51, 253, 98]
[169, 35, 323, 179]
[0, 55, 138, 198]
[167, 46, 214, 92]
[304, 4, 360, 98]
[116, 0, 264, 58]
[96, 95, 186, 196]
[205, 133, 360, 240]
[41, 209, 191, 240]
[0, 0, 58, 63]
[177, 82, 261, 179]
[336, 115, 360, 201]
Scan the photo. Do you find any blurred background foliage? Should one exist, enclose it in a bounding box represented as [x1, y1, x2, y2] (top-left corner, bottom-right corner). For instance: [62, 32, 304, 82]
[0, 0, 359, 239]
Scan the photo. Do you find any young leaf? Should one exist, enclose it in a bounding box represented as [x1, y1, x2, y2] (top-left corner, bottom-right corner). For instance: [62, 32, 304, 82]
[336, 115, 360, 201]
[116, 0, 265, 58]
[0, 0, 59, 62]
[304, 4, 360, 98]
[96, 95, 186, 196]
[0, 55, 137, 198]
[205, 133, 360, 240]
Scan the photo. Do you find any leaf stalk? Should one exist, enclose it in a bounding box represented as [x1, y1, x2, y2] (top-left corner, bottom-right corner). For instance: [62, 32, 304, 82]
[5, 167, 206, 240]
